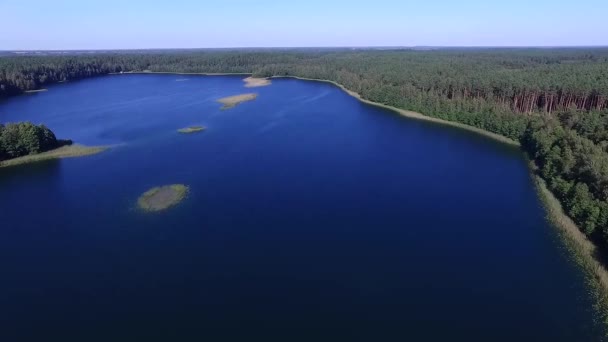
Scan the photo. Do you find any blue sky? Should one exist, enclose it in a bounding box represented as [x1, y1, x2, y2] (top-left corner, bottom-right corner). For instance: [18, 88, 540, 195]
[1, 0, 606, 49]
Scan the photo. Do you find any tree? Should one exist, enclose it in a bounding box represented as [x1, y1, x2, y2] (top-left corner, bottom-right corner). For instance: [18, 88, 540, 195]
[0, 122, 60, 161]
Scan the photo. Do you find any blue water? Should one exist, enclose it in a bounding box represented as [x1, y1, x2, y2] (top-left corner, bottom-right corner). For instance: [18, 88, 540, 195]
[0, 75, 602, 341]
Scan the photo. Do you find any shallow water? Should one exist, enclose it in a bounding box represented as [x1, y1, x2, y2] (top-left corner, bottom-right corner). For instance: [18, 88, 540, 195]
[0, 75, 603, 341]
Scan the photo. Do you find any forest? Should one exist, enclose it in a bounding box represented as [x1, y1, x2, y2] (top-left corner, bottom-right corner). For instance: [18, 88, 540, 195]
[1, 48, 607, 248]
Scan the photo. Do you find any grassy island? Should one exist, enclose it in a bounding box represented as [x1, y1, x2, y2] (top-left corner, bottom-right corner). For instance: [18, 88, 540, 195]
[243, 77, 271, 88]
[217, 93, 258, 109]
[0, 144, 107, 168]
[178, 126, 206, 133]
[137, 184, 189, 212]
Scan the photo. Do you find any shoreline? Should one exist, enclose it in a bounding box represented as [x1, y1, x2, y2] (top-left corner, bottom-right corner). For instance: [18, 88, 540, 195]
[271, 76, 520, 146]
[117, 71, 251, 76]
[278, 75, 608, 322]
[0, 144, 108, 168]
[268, 76, 608, 314]
[534, 174, 608, 332]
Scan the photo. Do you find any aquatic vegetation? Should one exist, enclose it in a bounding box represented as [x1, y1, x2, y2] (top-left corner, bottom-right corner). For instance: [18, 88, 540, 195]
[177, 126, 206, 133]
[534, 175, 608, 333]
[137, 184, 189, 212]
[0, 144, 107, 168]
[243, 77, 271, 88]
[217, 93, 257, 109]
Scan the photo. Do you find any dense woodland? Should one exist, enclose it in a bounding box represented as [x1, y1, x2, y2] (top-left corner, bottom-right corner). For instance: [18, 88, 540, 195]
[0, 122, 65, 161]
[1, 48, 608, 248]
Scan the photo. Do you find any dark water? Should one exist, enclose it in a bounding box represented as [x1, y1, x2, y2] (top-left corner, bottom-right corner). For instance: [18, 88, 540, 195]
[0, 75, 602, 341]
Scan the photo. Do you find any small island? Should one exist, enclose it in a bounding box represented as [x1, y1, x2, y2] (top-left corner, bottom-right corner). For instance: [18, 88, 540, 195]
[25, 89, 49, 93]
[244, 77, 271, 88]
[0, 122, 106, 168]
[178, 126, 206, 133]
[137, 184, 189, 212]
[217, 93, 258, 109]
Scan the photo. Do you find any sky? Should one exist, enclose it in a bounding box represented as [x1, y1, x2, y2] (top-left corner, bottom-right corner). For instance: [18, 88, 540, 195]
[1, 0, 607, 50]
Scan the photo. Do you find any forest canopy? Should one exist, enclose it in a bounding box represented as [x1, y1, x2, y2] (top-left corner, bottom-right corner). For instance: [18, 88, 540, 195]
[0, 122, 67, 161]
[1, 48, 608, 248]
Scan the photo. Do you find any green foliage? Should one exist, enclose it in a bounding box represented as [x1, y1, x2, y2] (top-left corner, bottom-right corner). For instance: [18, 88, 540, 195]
[0, 122, 59, 160]
[523, 114, 608, 240]
[1, 48, 608, 248]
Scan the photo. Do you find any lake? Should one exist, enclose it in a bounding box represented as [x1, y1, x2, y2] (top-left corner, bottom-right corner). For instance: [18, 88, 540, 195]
[0, 75, 603, 341]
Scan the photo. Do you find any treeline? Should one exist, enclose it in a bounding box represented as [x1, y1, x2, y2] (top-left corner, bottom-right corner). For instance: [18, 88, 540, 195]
[0, 122, 66, 161]
[3, 49, 608, 116]
[0, 55, 149, 96]
[1, 48, 608, 247]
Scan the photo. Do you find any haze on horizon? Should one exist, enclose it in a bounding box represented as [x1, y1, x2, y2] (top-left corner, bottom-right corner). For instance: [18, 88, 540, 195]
[1, 0, 607, 50]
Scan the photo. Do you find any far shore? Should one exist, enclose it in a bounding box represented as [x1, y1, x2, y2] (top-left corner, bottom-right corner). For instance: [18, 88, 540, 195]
[0, 144, 108, 168]
[117, 71, 251, 76]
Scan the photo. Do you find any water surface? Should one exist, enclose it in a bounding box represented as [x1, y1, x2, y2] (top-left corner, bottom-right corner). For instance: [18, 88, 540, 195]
[0, 75, 602, 341]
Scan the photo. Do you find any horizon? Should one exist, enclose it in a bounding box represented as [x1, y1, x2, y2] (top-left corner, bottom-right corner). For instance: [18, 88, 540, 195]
[3, 45, 608, 53]
[1, 0, 607, 50]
